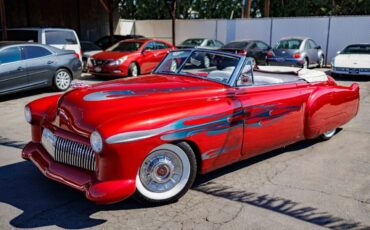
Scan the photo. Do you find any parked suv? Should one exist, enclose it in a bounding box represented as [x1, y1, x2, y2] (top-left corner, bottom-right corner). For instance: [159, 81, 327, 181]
[1, 28, 82, 61]
[266, 37, 324, 69]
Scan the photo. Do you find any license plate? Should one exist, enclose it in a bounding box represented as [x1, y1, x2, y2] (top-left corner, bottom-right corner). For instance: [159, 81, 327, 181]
[348, 69, 359, 74]
[95, 67, 102, 72]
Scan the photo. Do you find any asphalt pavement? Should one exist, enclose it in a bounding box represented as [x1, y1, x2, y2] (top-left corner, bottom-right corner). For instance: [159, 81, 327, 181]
[0, 71, 369, 230]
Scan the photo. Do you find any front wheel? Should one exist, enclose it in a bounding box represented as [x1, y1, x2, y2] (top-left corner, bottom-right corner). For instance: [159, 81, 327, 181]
[135, 143, 197, 205]
[302, 58, 309, 69]
[53, 68, 72, 91]
[128, 63, 139, 77]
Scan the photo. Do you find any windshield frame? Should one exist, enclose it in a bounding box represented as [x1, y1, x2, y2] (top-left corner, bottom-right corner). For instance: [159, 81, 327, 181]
[153, 49, 247, 87]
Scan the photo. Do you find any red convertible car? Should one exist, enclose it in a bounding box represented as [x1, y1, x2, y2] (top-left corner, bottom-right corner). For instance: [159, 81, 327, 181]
[87, 38, 175, 77]
[22, 49, 359, 205]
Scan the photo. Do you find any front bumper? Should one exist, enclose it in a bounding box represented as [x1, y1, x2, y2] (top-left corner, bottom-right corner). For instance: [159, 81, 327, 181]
[22, 142, 136, 204]
[88, 64, 129, 77]
[266, 57, 303, 67]
[332, 67, 370, 76]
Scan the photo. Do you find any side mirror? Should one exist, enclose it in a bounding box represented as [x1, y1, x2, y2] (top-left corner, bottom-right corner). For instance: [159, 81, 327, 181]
[141, 48, 152, 54]
[315, 45, 321, 49]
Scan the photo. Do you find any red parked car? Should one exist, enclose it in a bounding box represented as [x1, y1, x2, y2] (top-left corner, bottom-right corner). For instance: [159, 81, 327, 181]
[22, 49, 359, 205]
[87, 38, 175, 77]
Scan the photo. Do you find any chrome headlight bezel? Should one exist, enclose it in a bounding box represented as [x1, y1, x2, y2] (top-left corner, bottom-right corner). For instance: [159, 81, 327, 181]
[90, 131, 103, 153]
[24, 106, 32, 123]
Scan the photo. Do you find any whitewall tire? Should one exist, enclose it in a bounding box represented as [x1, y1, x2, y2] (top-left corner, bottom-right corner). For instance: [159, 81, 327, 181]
[135, 142, 197, 205]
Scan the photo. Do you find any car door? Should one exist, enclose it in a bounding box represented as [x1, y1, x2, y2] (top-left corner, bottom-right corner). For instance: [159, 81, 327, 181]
[234, 63, 307, 159]
[153, 41, 172, 63]
[22, 45, 55, 87]
[304, 40, 315, 65]
[0, 46, 28, 94]
[254, 41, 270, 65]
[139, 41, 157, 74]
[308, 39, 319, 64]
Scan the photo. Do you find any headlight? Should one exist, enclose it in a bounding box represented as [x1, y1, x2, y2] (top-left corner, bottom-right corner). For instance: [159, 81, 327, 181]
[24, 106, 32, 123]
[90, 131, 103, 153]
[109, 56, 127, 66]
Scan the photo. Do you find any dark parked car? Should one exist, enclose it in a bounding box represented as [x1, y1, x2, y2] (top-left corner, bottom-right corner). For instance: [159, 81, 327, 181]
[0, 42, 82, 96]
[219, 40, 272, 65]
[266, 37, 324, 69]
[177, 38, 224, 68]
[95, 35, 144, 50]
[81, 41, 102, 72]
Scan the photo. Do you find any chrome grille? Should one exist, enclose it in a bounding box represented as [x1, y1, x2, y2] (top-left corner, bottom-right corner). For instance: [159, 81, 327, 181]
[54, 136, 96, 171]
[92, 59, 112, 66]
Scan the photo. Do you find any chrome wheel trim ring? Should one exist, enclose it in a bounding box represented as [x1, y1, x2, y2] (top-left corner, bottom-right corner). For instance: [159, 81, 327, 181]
[136, 144, 190, 200]
[55, 71, 71, 90]
[204, 56, 210, 68]
[131, 64, 138, 76]
[323, 129, 336, 138]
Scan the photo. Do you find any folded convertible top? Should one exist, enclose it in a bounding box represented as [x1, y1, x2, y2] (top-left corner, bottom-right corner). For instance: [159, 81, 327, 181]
[256, 66, 328, 83]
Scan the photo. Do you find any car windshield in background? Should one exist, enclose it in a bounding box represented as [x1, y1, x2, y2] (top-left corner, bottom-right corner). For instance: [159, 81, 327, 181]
[223, 41, 249, 49]
[181, 39, 204, 46]
[45, 30, 77, 44]
[275, 39, 302, 49]
[342, 45, 370, 54]
[7, 30, 38, 42]
[154, 50, 240, 84]
[107, 41, 143, 52]
[81, 42, 102, 51]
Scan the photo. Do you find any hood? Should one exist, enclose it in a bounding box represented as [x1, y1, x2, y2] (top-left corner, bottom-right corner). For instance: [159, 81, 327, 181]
[52, 75, 227, 135]
[91, 51, 135, 60]
[334, 54, 370, 68]
[83, 50, 102, 58]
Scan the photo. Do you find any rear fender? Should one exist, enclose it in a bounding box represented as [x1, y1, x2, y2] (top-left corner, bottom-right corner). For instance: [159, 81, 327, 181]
[305, 83, 359, 139]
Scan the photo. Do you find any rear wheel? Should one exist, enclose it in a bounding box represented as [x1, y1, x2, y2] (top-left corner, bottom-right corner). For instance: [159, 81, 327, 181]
[320, 128, 337, 140]
[135, 142, 197, 205]
[302, 58, 309, 69]
[53, 68, 72, 91]
[319, 55, 324, 68]
[128, 63, 139, 77]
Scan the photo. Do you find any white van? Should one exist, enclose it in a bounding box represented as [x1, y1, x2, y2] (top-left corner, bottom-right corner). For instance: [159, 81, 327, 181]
[3, 28, 82, 61]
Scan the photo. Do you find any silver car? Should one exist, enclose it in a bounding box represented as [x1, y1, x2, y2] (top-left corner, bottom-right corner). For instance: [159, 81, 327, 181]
[177, 38, 224, 50]
[267, 37, 325, 69]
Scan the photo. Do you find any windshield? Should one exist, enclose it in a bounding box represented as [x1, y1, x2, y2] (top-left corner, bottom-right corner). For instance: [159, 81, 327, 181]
[81, 42, 102, 51]
[181, 39, 204, 46]
[342, 45, 370, 54]
[154, 50, 241, 84]
[275, 39, 302, 49]
[223, 41, 249, 49]
[107, 41, 143, 52]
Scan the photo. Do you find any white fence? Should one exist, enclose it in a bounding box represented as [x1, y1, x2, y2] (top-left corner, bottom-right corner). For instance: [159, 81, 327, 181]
[116, 16, 370, 63]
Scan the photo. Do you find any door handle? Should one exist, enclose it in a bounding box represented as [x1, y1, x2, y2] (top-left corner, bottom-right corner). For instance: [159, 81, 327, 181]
[17, 67, 24, 71]
[47, 61, 54, 64]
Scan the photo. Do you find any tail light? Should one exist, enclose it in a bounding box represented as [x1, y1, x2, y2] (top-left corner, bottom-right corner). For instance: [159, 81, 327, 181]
[74, 52, 80, 59]
[294, 53, 301, 58]
[267, 51, 274, 57]
[238, 49, 247, 55]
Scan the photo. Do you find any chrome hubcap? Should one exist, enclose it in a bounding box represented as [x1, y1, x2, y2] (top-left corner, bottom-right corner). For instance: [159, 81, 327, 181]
[170, 60, 177, 72]
[140, 150, 183, 193]
[131, 65, 138, 76]
[56, 71, 71, 90]
[204, 56, 210, 68]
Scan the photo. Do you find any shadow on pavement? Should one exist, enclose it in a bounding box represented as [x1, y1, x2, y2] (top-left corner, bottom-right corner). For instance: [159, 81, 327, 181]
[0, 88, 56, 102]
[1, 130, 366, 229]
